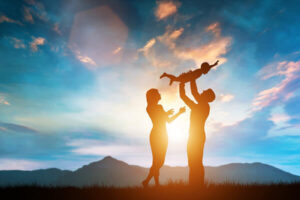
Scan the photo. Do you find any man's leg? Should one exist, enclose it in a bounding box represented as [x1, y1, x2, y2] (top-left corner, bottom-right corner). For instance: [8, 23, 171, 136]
[198, 140, 205, 187]
[187, 138, 196, 185]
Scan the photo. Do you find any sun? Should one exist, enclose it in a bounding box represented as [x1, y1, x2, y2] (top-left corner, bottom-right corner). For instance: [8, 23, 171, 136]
[167, 115, 189, 143]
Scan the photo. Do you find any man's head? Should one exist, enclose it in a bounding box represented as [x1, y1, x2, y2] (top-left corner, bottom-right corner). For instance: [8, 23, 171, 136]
[200, 88, 215, 103]
[201, 62, 210, 74]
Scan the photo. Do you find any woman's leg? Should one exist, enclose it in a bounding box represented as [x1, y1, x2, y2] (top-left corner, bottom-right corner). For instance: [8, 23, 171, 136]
[154, 139, 167, 186]
[143, 156, 161, 186]
[143, 168, 153, 186]
[143, 134, 160, 187]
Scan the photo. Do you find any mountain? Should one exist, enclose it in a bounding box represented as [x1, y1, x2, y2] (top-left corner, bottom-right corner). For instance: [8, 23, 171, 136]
[0, 156, 299, 187]
[0, 168, 71, 186]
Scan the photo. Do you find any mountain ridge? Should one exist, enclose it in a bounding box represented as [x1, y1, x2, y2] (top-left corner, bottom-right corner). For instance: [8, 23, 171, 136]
[0, 156, 299, 187]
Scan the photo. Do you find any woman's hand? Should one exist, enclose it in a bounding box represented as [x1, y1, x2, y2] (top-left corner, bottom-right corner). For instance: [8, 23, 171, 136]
[179, 106, 186, 114]
[166, 109, 174, 116]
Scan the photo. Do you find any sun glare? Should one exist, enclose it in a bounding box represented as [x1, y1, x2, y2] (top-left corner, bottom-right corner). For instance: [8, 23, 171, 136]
[167, 117, 189, 143]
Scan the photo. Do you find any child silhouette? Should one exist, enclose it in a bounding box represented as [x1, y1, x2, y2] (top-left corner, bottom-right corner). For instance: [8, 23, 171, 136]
[160, 60, 219, 85]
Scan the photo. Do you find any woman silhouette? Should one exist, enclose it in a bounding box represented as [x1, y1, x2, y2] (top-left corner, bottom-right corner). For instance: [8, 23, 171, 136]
[142, 88, 185, 187]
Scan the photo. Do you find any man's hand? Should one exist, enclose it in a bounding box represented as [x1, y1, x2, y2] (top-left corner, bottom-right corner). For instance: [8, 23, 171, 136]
[167, 109, 174, 116]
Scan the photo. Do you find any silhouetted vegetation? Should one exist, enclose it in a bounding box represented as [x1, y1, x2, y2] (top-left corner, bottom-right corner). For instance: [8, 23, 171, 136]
[1, 182, 300, 200]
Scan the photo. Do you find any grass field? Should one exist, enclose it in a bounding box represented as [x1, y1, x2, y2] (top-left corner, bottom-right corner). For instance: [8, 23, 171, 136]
[1, 182, 300, 200]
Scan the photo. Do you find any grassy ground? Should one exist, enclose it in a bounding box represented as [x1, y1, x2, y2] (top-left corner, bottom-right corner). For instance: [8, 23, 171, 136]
[1, 182, 300, 200]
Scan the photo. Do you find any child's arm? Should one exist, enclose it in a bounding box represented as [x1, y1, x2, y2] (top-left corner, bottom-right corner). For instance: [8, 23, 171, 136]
[210, 60, 219, 69]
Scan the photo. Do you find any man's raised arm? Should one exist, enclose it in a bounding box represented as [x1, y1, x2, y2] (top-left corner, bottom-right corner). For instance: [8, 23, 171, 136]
[190, 79, 201, 102]
[180, 82, 195, 108]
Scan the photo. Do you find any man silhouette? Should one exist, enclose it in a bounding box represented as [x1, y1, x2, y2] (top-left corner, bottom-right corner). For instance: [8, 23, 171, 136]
[179, 79, 215, 186]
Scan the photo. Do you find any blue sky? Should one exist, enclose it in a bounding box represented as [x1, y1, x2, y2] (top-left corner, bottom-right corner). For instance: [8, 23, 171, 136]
[0, 0, 300, 175]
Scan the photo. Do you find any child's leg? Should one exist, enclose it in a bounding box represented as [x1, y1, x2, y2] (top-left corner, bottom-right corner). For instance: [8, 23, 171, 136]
[160, 73, 177, 85]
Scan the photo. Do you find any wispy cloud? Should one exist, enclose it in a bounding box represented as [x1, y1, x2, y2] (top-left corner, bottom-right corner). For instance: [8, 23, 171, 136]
[0, 122, 39, 133]
[138, 38, 173, 68]
[138, 38, 156, 55]
[23, 6, 34, 23]
[24, 0, 49, 22]
[53, 23, 62, 35]
[0, 15, 22, 25]
[154, 23, 231, 68]
[155, 1, 179, 20]
[219, 94, 235, 102]
[68, 139, 142, 156]
[10, 37, 26, 49]
[157, 27, 184, 49]
[253, 60, 300, 111]
[269, 113, 290, 124]
[30, 36, 46, 51]
[173, 23, 231, 66]
[73, 50, 96, 66]
[0, 94, 10, 106]
[205, 22, 221, 37]
[0, 158, 43, 170]
[113, 46, 122, 55]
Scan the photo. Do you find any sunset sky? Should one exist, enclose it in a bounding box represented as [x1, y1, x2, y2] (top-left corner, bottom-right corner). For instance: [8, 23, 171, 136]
[0, 0, 300, 175]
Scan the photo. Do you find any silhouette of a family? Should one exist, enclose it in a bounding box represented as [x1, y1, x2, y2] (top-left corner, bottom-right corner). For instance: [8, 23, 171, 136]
[143, 61, 218, 187]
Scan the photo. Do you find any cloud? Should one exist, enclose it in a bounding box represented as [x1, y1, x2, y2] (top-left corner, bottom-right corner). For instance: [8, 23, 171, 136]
[23, 6, 34, 23]
[138, 38, 173, 68]
[73, 50, 96, 67]
[10, 37, 26, 49]
[68, 139, 143, 156]
[269, 114, 290, 124]
[156, 23, 231, 67]
[174, 37, 231, 66]
[0, 95, 10, 106]
[138, 23, 231, 71]
[30, 37, 46, 51]
[138, 38, 156, 55]
[113, 46, 122, 55]
[219, 94, 235, 102]
[157, 27, 184, 49]
[0, 159, 43, 170]
[253, 60, 300, 111]
[266, 105, 300, 137]
[0, 15, 22, 25]
[24, 0, 49, 22]
[205, 22, 221, 37]
[155, 1, 179, 20]
[53, 23, 62, 35]
[0, 122, 39, 133]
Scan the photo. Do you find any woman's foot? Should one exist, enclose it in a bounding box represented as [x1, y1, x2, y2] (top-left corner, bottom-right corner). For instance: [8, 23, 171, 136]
[142, 180, 148, 188]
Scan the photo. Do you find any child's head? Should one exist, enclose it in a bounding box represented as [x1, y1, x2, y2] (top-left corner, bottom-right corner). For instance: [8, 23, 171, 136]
[201, 62, 210, 74]
[146, 88, 161, 105]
